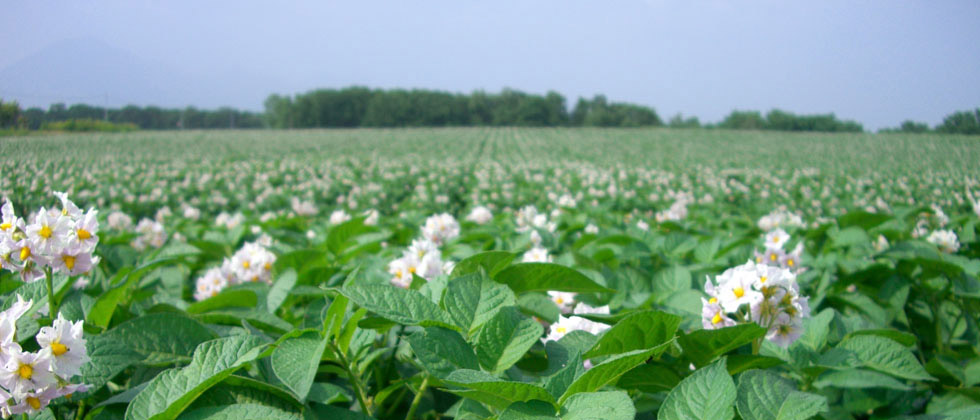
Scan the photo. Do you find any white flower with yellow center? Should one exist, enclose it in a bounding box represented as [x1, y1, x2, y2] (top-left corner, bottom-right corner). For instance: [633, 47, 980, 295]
[465, 206, 493, 225]
[547, 291, 577, 313]
[53, 192, 82, 219]
[522, 247, 552, 263]
[387, 257, 416, 289]
[715, 266, 763, 313]
[0, 350, 55, 397]
[328, 210, 351, 226]
[421, 213, 460, 245]
[26, 208, 70, 257]
[36, 313, 89, 378]
[927, 229, 960, 254]
[70, 209, 99, 253]
[764, 229, 789, 250]
[701, 298, 735, 330]
[766, 313, 803, 348]
[52, 245, 98, 277]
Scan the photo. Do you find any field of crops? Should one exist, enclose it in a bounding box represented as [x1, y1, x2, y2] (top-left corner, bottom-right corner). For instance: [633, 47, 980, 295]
[1, 127, 979, 420]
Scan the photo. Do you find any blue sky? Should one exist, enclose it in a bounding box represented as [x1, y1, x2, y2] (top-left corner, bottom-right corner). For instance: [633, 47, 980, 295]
[1, 0, 978, 130]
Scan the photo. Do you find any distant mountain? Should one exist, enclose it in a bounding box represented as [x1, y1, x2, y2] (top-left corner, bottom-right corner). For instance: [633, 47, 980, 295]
[0, 38, 269, 111]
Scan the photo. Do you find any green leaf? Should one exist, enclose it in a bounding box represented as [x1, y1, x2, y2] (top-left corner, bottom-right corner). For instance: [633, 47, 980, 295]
[659, 358, 736, 420]
[271, 330, 328, 402]
[177, 404, 301, 420]
[653, 266, 692, 296]
[186, 290, 258, 314]
[562, 391, 636, 420]
[843, 329, 917, 347]
[443, 273, 516, 335]
[327, 217, 371, 255]
[678, 324, 766, 367]
[407, 327, 480, 378]
[517, 293, 560, 323]
[494, 263, 613, 294]
[584, 310, 680, 359]
[838, 211, 892, 230]
[124, 335, 268, 420]
[194, 308, 292, 334]
[558, 346, 666, 405]
[338, 284, 456, 329]
[812, 368, 912, 390]
[475, 306, 544, 374]
[451, 251, 516, 278]
[446, 369, 556, 409]
[736, 369, 828, 420]
[617, 363, 681, 393]
[838, 335, 934, 381]
[499, 400, 557, 420]
[266, 269, 297, 311]
[310, 405, 374, 420]
[725, 355, 785, 375]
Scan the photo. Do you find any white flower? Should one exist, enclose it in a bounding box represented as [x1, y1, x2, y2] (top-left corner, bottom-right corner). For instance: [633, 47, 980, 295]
[51, 245, 98, 276]
[0, 350, 55, 397]
[529, 230, 542, 246]
[70, 209, 99, 253]
[764, 229, 789, 250]
[387, 257, 415, 289]
[547, 291, 576, 313]
[522, 247, 552, 263]
[873, 235, 889, 252]
[766, 313, 803, 348]
[572, 303, 610, 316]
[465, 206, 493, 225]
[407, 239, 439, 261]
[714, 264, 763, 313]
[25, 208, 70, 257]
[106, 211, 133, 230]
[421, 213, 460, 245]
[182, 205, 200, 220]
[927, 230, 959, 253]
[416, 252, 445, 280]
[636, 220, 649, 231]
[52, 192, 81, 219]
[36, 313, 89, 378]
[329, 210, 351, 225]
[557, 194, 577, 208]
[584, 224, 598, 234]
[442, 260, 455, 275]
[194, 267, 228, 301]
[701, 298, 735, 330]
[363, 209, 380, 226]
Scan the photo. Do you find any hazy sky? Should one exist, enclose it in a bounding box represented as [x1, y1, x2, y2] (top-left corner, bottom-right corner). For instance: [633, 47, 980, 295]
[1, 0, 978, 130]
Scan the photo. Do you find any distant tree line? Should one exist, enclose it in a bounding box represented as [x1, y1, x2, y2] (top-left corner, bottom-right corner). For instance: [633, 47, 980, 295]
[264, 87, 662, 128]
[880, 109, 980, 135]
[2, 102, 264, 130]
[708, 109, 864, 132]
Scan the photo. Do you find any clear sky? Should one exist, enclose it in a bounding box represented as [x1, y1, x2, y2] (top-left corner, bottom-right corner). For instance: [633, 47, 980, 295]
[1, 0, 978, 130]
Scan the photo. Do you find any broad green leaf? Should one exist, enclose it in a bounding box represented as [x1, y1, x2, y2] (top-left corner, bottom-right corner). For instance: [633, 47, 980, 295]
[494, 263, 613, 294]
[194, 308, 292, 334]
[475, 306, 543, 374]
[678, 324, 766, 367]
[517, 293, 560, 323]
[796, 309, 834, 351]
[178, 404, 301, 420]
[338, 284, 456, 329]
[446, 369, 556, 409]
[584, 310, 680, 358]
[659, 358, 736, 420]
[558, 346, 665, 404]
[266, 269, 297, 311]
[443, 273, 516, 335]
[186, 290, 258, 314]
[310, 405, 374, 420]
[499, 400, 557, 420]
[451, 251, 516, 278]
[839, 335, 934, 381]
[618, 363, 681, 393]
[327, 217, 371, 255]
[725, 355, 785, 375]
[271, 330, 328, 401]
[407, 326, 480, 378]
[812, 368, 912, 390]
[843, 329, 917, 347]
[736, 369, 827, 420]
[653, 266, 692, 296]
[124, 335, 268, 420]
[562, 391, 636, 420]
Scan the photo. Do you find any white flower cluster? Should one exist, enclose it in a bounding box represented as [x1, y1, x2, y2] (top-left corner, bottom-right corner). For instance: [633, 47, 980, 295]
[912, 205, 950, 238]
[0, 297, 89, 416]
[757, 208, 804, 232]
[0, 193, 100, 283]
[655, 195, 691, 223]
[702, 260, 810, 347]
[131, 218, 166, 251]
[215, 212, 245, 229]
[328, 210, 351, 226]
[194, 242, 277, 301]
[543, 302, 611, 343]
[387, 214, 459, 289]
[753, 229, 803, 273]
[290, 197, 318, 217]
[465, 206, 493, 225]
[927, 229, 959, 254]
[515, 206, 556, 233]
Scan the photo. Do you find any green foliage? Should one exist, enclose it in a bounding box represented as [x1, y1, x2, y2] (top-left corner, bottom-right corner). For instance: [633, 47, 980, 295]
[936, 108, 980, 134]
[42, 118, 139, 132]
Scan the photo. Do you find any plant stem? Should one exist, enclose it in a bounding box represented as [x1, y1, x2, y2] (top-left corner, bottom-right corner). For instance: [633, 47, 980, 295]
[405, 375, 430, 420]
[45, 267, 56, 321]
[332, 343, 373, 417]
[75, 400, 87, 420]
[751, 337, 761, 355]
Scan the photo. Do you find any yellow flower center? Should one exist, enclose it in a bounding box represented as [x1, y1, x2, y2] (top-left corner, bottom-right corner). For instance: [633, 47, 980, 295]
[708, 297, 718, 304]
[711, 313, 722, 324]
[555, 297, 564, 304]
[40, 225, 53, 239]
[77, 228, 92, 240]
[242, 260, 250, 269]
[755, 256, 762, 263]
[51, 342, 68, 357]
[770, 253, 778, 261]
[62, 255, 76, 271]
[733, 287, 745, 298]
[556, 327, 567, 334]
[772, 236, 779, 243]
[409, 266, 416, 274]
[27, 396, 40, 410]
[263, 262, 271, 271]
[19, 246, 30, 261]
[18, 363, 33, 379]
[395, 270, 403, 278]
[759, 276, 767, 284]
[787, 259, 795, 267]
[0, 222, 11, 231]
